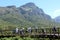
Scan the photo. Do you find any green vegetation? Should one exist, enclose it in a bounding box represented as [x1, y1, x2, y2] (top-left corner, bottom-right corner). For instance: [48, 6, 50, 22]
[0, 37, 59, 40]
[0, 2, 60, 30]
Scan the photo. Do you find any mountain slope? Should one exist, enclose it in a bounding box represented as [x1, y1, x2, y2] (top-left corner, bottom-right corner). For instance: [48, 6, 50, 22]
[0, 2, 60, 29]
[19, 2, 51, 20]
[54, 16, 60, 23]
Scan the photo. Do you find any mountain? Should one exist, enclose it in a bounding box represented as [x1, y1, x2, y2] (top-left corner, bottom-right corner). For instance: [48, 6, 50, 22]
[0, 2, 60, 30]
[19, 2, 51, 20]
[54, 16, 60, 23]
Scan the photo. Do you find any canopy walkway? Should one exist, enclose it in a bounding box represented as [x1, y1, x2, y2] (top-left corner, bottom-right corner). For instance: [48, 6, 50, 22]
[0, 27, 60, 40]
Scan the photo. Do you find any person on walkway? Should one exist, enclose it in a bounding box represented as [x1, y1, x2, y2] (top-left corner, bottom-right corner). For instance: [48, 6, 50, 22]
[19, 28, 25, 35]
[41, 28, 46, 34]
[52, 27, 57, 34]
[27, 27, 32, 33]
[16, 28, 19, 34]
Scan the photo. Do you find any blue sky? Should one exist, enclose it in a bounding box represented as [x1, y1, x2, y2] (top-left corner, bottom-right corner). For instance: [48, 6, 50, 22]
[0, 0, 60, 18]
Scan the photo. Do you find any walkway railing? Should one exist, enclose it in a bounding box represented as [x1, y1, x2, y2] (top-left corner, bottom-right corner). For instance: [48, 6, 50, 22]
[0, 27, 60, 39]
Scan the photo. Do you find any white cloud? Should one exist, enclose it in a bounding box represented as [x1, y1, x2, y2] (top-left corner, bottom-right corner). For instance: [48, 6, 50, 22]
[52, 9, 60, 18]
